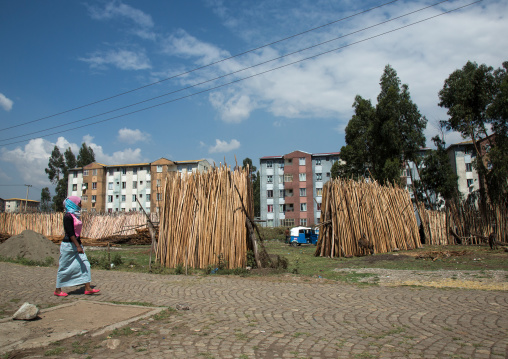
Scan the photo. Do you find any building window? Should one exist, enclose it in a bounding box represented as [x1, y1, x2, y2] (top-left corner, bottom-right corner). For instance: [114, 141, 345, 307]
[279, 189, 285, 197]
[267, 175, 273, 184]
[316, 188, 323, 196]
[82, 183, 88, 190]
[300, 219, 307, 226]
[267, 205, 273, 213]
[133, 194, 137, 202]
[72, 184, 77, 191]
[300, 203, 307, 211]
[267, 190, 273, 198]
[299, 157, 306, 165]
[267, 161, 273, 168]
[299, 173, 306, 181]
[467, 179, 474, 192]
[156, 179, 161, 187]
[122, 182, 126, 189]
[315, 158, 322, 165]
[284, 158, 292, 166]
[146, 194, 151, 201]
[267, 219, 274, 227]
[187, 166, 193, 172]
[92, 182, 97, 189]
[122, 168, 127, 175]
[300, 188, 306, 197]
[286, 203, 294, 212]
[157, 193, 162, 201]
[92, 195, 97, 202]
[133, 168, 137, 174]
[109, 169, 114, 175]
[326, 172, 331, 177]
[133, 181, 137, 189]
[280, 218, 295, 227]
[108, 182, 113, 190]
[121, 195, 126, 202]
[317, 203, 321, 211]
[285, 189, 294, 197]
[157, 165, 162, 173]
[284, 174, 293, 182]
[92, 169, 97, 176]
[279, 175, 283, 183]
[108, 195, 113, 203]
[465, 163, 472, 172]
[83, 170, 89, 176]
[279, 204, 284, 213]
[316, 173, 322, 181]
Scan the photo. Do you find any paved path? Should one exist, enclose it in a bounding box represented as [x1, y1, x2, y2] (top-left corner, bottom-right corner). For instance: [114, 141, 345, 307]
[1, 262, 507, 358]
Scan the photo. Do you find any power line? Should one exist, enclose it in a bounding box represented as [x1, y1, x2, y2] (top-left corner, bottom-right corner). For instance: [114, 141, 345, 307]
[0, 0, 453, 144]
[0, 0, 401, 133]
[0, 0, 481, 147]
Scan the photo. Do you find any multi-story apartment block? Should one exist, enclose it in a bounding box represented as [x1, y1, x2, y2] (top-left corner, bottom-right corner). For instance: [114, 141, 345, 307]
[4, 198, 40, 212]
[446, 140, 480, 199]
[259, 150, 341, 228]
[68, 158, 211, 213]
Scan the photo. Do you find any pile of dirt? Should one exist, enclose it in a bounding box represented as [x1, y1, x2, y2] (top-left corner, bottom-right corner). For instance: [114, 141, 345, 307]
[0, 230, 60, 263]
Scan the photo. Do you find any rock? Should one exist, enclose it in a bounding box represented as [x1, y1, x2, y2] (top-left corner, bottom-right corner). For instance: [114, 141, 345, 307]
[392, 248, 400, 252]
[105, 338, 121, 349]
[13, 302, 39, 320]
[176, 304, 190, 310]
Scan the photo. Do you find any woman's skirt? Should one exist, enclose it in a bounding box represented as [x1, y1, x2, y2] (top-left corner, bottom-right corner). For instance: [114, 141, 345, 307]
[56, 242, 91, 288]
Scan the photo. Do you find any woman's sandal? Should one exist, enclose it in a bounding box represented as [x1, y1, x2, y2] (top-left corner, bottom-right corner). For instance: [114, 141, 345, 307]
[54, 291, 68, 297]
[84, 289, 101, 295]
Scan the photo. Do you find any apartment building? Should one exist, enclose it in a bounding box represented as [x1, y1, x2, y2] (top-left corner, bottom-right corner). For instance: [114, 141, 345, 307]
[446, 140, 480, 199]
[68, 158, 211, 213]
[4, 198, 40, 212]
[259, 150, 341, 228]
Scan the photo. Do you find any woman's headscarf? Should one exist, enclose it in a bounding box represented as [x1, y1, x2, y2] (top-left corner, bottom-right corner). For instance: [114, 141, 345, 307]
[63, 196, 81, 218]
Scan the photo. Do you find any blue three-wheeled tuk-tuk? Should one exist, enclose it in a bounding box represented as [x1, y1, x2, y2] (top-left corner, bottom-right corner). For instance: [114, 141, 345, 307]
[289, 226, 319, 247]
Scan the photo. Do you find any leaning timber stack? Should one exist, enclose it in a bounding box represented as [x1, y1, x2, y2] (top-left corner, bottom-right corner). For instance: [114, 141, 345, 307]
[315, 178, 421, 258]
[157, 165, 252, 269]
[0, 212, 63, 237]
[417, 205, 450, 245]
[447, 200, 507, 245]
[81, 212, 158, 239]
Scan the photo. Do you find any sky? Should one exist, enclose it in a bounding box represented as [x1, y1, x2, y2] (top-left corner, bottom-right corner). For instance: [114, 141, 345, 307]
[0, 0, 506, 201]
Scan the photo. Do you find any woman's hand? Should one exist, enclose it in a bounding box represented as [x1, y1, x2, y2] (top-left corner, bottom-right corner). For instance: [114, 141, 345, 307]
[77, 246, 84, 254]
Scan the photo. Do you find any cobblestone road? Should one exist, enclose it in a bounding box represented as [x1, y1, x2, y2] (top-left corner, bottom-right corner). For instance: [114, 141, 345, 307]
[1, 262, 507, 358]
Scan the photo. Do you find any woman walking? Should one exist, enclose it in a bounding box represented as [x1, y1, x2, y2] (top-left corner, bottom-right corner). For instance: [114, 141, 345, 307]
[54, 196, 100, 297]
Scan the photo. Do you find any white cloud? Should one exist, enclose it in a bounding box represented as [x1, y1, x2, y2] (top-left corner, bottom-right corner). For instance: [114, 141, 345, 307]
[0, 136, 147, 191]
[0, 93, 13, 111]
[167, 0, 508, 145]
[208, 139, 240, 153]
[161, 29, 230, 65]
[88, 1, 154, 29]
[209, 92, 255, 123]
[117, 128, 151, 144]
[80, 49, 151, 70]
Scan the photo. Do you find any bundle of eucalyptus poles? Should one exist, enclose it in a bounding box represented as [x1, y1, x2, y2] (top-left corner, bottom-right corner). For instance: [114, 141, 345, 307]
[156, 165, 253, 269]
[315, 178, 421, 258]
[416, 204, 450, 245]
[0, 212, 63, 236]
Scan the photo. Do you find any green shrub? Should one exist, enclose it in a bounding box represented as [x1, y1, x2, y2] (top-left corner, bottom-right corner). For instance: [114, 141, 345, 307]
[175, 263, 184, 275]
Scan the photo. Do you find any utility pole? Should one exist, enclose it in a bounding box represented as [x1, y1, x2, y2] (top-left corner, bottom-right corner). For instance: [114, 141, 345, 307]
[24, 184, 32, 212]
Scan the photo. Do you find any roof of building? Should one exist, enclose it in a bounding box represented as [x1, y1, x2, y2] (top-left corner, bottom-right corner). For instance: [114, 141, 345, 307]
[174, 159, 209, 164]
[5, 198, 40, 203]
[260, 151, 340, 160]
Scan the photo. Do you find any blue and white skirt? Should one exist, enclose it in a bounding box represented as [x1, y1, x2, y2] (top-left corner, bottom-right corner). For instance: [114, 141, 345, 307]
[56, 242, 91, 288]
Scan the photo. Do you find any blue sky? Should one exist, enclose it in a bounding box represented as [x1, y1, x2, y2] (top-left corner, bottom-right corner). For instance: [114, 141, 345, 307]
[0, 0, 506, 201]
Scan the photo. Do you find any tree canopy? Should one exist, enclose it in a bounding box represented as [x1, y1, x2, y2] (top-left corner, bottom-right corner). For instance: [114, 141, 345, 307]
[439, 60, 508, 205]
[77, 143, 95, 168]
[339, 65, 427, 183]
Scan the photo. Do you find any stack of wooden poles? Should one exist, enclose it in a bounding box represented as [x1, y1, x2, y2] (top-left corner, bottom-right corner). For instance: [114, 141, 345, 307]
[157, 165, 252, 269]
[315, 178, 421, 258]
[417, 204, 450, 245]
[0, 212, 63, 237]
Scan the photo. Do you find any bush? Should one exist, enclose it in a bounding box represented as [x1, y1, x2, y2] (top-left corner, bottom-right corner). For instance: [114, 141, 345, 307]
[175, 263, 184, 275]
